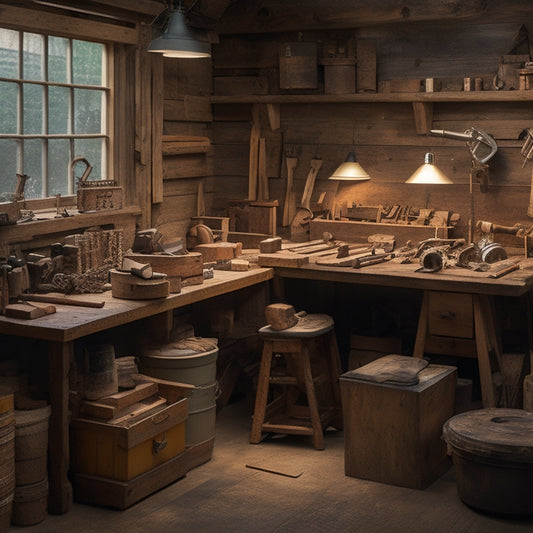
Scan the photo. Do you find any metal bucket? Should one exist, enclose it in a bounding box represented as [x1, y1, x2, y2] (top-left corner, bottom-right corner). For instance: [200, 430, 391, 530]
[139, 340, 218, 447]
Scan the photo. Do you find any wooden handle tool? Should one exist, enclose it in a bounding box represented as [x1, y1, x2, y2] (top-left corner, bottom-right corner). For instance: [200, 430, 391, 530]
[19, 294, 105, 308]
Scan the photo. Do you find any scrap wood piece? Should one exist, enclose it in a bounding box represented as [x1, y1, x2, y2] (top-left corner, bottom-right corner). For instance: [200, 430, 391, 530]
[245, 463, 303, 478]
[258, 252, 309, 268]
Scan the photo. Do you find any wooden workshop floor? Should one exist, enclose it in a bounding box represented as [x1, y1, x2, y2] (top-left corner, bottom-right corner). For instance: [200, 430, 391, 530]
[20, 400, 533, 533]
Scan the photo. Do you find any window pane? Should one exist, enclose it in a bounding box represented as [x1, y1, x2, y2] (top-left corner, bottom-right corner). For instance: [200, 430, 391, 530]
[49, 86, 70, 134]
[0, 81, 18, 134]
[48, 36, 69, 83]
[22, 139, 43, 199]
[73, 40, 103, 86]
[48, 138, 71, 195]
[0, 139, 18, 201]
[23, 83, 43, 134]
[74, 88, 103, 134]
[74, 138, 104, 180]
[0, 29, 19, 79]
[23, 33, 43, 81]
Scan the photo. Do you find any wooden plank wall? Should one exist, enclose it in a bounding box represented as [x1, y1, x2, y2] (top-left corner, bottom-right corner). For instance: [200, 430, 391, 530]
[209, 19, 533, 243]
[152, 58, 214, 242]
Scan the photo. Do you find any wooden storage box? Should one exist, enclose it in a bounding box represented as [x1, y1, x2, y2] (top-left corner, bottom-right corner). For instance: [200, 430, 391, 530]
[340, 363, 456, 489]
[70, 391, 187, 481]
[77, 186, 123, 212]
[123, 252, 204, 288]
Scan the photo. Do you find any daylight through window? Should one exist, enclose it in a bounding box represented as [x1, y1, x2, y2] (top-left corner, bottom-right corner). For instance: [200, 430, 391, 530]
[0, 29, 109, 200]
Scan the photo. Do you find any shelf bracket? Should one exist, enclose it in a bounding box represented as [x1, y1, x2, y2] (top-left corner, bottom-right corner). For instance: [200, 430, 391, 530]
[412, 102, 434, 134]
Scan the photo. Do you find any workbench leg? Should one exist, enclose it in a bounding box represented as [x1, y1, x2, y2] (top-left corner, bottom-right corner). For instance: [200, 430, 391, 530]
[473, 295, 500, 408]
[413, 291, 429, 358]
[48, 341, 73, 514]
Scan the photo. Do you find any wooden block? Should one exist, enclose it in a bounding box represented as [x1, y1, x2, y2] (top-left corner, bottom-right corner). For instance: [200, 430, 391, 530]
[79, 400, 117, 420]
[98, 382, 158, 410]
[107, 396, 167, 427]
[110, 270, 170, 300]
[258, 252, 309, 268]
[4, 303, 46, 319]
[340, 365, 456, 489]
[230, 259, 250, 271]
[123, 252, 202, 288]
[378, 78, 423, 93]
[259, 237, 282, 253]
[265, 303, 297, 330]
[194, 242, 242, 263]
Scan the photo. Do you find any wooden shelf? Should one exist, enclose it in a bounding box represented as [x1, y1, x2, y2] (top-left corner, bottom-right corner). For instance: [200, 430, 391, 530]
[210, 90, 533, 105]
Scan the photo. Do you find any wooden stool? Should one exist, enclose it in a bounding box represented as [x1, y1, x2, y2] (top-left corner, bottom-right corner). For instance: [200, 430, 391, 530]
[250, 313, 343, 450]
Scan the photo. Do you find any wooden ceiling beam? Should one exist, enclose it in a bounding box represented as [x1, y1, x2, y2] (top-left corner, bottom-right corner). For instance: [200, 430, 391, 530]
[214, 0, 533, 34]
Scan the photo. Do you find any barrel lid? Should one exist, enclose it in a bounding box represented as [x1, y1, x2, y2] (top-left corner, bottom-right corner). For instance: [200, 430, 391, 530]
[141, 337, 218, 358]
[443, 408, 533, 464]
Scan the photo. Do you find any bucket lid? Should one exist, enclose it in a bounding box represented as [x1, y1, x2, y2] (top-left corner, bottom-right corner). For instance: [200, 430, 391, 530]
[141, 337, 218, 358]
[443, 408, 533, 464]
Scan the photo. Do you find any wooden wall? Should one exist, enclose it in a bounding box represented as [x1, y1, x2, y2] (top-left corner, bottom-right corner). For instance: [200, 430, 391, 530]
[207, 17, 533, 243]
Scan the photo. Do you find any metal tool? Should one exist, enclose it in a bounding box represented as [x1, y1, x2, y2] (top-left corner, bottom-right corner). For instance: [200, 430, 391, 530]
[429, 128, 498, 165]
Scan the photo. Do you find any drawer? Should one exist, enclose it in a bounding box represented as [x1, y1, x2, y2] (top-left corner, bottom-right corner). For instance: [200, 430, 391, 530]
[428, 291, 473, 339]
[71, 397, 187, 481]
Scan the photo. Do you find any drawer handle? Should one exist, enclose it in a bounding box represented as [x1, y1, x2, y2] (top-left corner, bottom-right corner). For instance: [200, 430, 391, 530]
[151, 411, 169, 424]
[153, 434, 168, 454]
[439, 311, 456, 319]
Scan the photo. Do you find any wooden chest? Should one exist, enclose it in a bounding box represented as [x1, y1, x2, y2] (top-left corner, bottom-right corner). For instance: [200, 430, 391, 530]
[340, 364, 456, 489]
[70, 396, 187, 482]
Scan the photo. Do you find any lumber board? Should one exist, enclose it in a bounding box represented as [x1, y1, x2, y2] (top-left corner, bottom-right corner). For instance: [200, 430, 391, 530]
[98, 382, 159, 410]
[258, 252, 310, 268]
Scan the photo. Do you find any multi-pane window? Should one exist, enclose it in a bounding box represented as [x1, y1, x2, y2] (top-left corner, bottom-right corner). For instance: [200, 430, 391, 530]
[0, 29, 109, 201]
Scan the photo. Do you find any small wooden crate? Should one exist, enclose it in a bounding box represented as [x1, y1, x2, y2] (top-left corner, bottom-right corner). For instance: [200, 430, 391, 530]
[77, 186, 123, 212]
[340, 363, 456, 489]
[70, 387, 187, 482]
[279, 42, 318, 90]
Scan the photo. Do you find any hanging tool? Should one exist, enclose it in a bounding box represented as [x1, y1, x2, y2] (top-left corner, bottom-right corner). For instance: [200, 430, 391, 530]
[282, 153, 298, 227]
[290, 157, 322, 242]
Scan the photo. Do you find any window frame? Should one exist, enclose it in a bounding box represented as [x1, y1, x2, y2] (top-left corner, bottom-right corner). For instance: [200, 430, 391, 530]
[0, 28, 113, 202]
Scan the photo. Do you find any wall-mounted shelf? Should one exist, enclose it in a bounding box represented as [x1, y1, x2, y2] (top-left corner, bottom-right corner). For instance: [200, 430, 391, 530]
[211, 91, 533, 134]
[210, 90, 533, 105]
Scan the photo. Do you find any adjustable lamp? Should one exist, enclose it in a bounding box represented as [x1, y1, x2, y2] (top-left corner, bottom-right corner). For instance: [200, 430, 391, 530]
[405, 152, 453, 184]
[148, 1, 211, 58]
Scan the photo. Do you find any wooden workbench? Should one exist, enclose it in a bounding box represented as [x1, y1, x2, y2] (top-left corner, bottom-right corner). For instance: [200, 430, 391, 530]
[272, 259, 533, 409]
[0, 267, 274, 514]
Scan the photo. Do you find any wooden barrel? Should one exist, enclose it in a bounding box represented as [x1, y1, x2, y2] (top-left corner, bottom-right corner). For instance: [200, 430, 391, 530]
[140, 339, 218, 447]
[83, 344, 118, 401]
[11, 477, 48, 526]
[14, 405, 51, 486]
[443, 408, 533, 515]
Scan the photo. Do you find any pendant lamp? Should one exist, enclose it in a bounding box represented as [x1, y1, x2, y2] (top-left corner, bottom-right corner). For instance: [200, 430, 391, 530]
[405, 152, 452, 184]
[329, 150, 370, 181]
[148, 2, 211, 58]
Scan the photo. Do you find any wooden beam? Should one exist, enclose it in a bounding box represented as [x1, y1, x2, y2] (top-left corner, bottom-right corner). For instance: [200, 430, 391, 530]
[215, 0, 533, 34]
[0, 4, 139, 44]
[412, 102, 434, 135]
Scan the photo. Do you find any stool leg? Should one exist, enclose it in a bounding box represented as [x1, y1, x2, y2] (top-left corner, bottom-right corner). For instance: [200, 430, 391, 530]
[250, 341, 273, 444]
[301, 344, 324, 450]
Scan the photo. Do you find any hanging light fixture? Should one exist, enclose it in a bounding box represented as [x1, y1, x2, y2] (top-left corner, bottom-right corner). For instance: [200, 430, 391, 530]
[405, 152, 453, 184]
[329, 150, 371, 180]
[148, 1, 211, 58]
[329, 124, 370, 181]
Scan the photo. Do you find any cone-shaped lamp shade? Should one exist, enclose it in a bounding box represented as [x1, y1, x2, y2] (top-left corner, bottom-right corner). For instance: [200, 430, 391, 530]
[329, 151, 370, 181]
[148, 8, 211, 58]
[405, 152, 452, 184]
